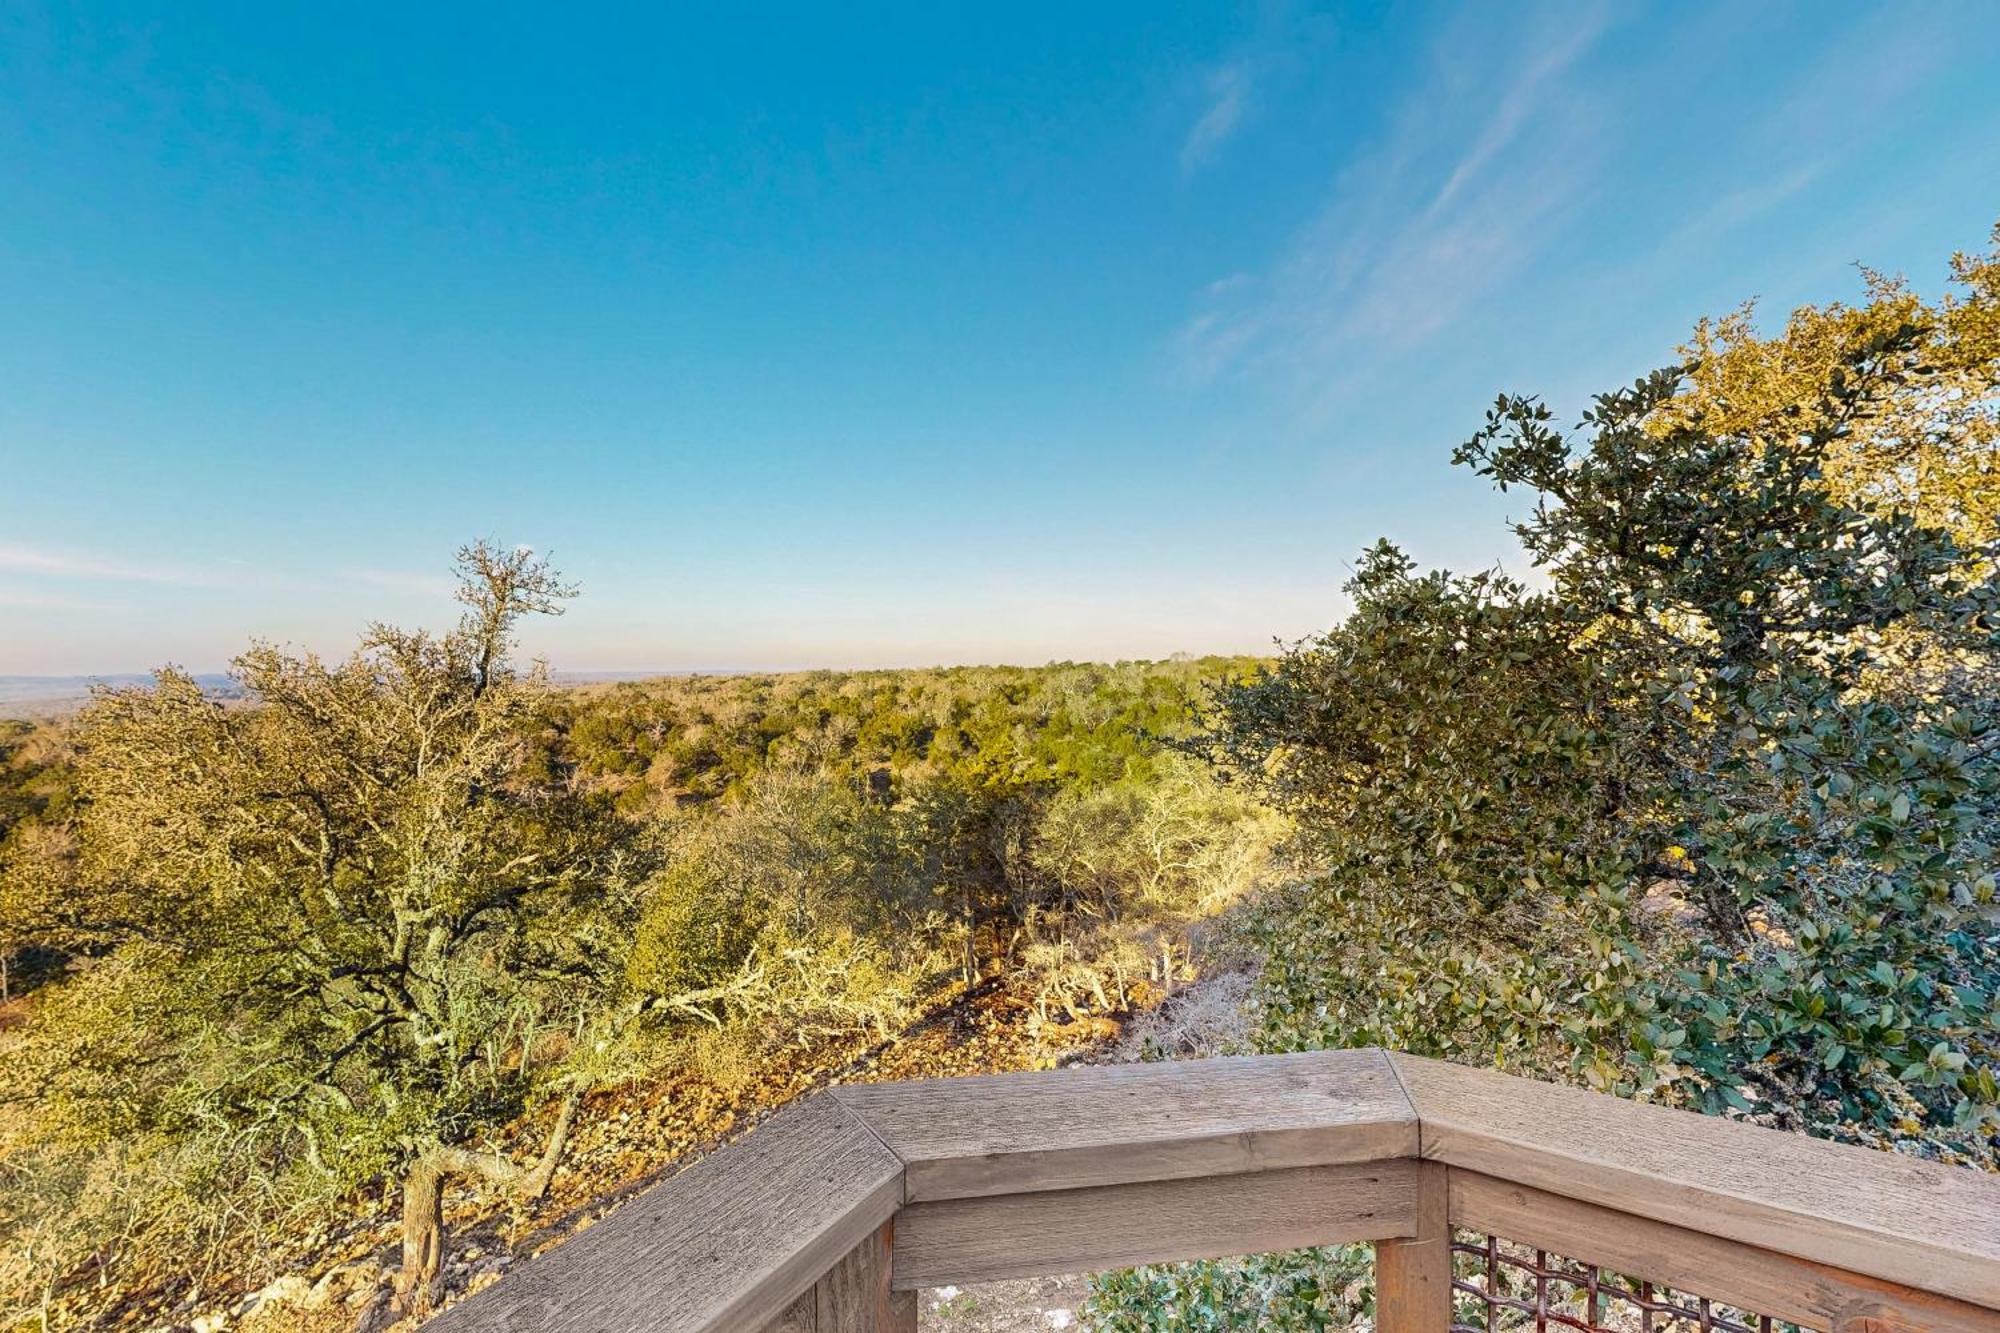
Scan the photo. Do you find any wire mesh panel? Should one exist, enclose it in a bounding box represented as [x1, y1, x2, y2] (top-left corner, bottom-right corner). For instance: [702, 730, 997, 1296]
[1448, 1233, 1806, 1333]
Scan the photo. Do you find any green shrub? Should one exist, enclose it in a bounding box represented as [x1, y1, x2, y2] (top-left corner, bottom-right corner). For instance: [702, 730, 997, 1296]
[1080, 1246, 1373, 1331]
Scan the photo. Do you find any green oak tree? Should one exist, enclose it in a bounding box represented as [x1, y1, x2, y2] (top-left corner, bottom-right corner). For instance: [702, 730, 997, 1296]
[46, 542, 642, 1313]
[1201, 223, 2000, 1145]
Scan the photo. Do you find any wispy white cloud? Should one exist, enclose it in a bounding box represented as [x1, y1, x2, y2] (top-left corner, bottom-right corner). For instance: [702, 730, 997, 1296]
[0, 584, 113, 611]
[1181, 61, 1252, 175]
[1423, 14, 1606, 218]
[1650, 9, 1951, 263]
[0, 541, 314, 592]
[0, 542, 213, 586]
[1176, 6, 1338, 177]
[1658, 162, 1827, 258]
[1174, 4, 1613, 402]
[0, 543, 450, 601]
[347, 567, 455, 599]
[1171, 0, 1968, 424]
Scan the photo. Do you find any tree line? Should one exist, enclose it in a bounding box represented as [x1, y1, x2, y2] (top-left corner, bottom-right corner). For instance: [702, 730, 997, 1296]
[0, 589, 1279, 1327]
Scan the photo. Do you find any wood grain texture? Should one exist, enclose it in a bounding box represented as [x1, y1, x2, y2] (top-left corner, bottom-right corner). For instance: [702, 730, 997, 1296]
[428, 1095, 903, 1333]
[758, 1289, 816, 1333]
[1449, 1169, 2000, 1333]
[1375, 1161, 1450, 1333]
[815, 1222, 916, 1332]
[1394, 1054, 2000, 1313]
[753, 1223, 916, 1333]
[889, 1160, 1417, 1289]
[429, 1048, 2000, 1327]
[833, 1047, 1417, 1202]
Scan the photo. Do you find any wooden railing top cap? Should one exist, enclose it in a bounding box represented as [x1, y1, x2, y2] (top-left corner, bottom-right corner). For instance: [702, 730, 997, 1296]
[1390, 1052, 2000, 1311]
[832, 1046, 1418, 1201]
[432, 1047, 2000, 1331]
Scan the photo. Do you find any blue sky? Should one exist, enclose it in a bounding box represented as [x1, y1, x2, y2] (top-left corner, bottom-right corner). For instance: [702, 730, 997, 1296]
[2, 2, 1997, 674]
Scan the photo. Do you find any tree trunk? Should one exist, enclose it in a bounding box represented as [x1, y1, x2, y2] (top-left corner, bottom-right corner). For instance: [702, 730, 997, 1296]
[397, 1158, 446, 1314]
[959, 883, 977, 986]
[519, 1092, 580, 1200]
[392, 1093, 580, 1311]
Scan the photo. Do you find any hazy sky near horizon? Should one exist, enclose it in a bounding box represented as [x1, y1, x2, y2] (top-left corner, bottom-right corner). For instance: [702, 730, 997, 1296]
[3, 2, 1998, 674]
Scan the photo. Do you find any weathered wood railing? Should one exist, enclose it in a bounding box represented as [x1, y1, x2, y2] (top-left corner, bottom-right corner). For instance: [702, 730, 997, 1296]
[430, 1049, 2000, 1332]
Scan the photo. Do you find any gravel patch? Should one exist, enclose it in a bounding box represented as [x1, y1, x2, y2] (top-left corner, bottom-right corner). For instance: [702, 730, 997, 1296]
[921, 1274, 1093, 1332]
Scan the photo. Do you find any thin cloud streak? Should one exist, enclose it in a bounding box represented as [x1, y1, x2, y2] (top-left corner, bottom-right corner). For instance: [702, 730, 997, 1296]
[1172, 1, 1964, 418]
[347, 568, 456, 599]
[0, 542, 451, 601]
[1180, 61, 1251, 175]
[1648, 10, 1952, 262]
[1176, 6, 1335, 178]
[1423, 10, 1609, 219]
[0, 585, 113, 611]
[0, 542, 213, 586]
[1174, 3, 1614, 404]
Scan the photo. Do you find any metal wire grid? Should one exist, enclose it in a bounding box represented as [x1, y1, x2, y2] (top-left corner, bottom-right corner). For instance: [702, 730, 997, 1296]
[1447, 1232, 1805, 1333]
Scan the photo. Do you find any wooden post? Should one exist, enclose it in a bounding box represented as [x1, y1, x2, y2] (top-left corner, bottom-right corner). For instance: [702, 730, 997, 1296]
[760, 1221, 916, 1333]
[1375, 1161, 1450, 1333]
[762, 1289, 816, 1333]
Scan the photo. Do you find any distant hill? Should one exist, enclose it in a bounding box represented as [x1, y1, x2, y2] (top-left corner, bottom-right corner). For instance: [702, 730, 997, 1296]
[0, 671, 706, 719]
[0, 673, 242, 718]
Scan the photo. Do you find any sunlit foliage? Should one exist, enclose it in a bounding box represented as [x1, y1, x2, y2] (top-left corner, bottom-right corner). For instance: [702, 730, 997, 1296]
[1201, 225, 2000, 1144]
[1082, 217, 2000, 1333]
[0, 639, 1280, 1327]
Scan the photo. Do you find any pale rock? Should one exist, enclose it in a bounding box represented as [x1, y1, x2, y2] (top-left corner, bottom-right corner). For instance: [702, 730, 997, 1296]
[253, 1274, 313, 1310]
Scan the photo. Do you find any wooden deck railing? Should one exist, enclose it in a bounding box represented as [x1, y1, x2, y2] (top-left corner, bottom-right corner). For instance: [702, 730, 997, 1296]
[429, 1049, 2000, 1333]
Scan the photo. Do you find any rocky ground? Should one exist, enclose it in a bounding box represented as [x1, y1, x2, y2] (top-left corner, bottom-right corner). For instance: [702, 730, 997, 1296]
[921, 1275, 1094, 1332]
[130, 963, 1258, 1333]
